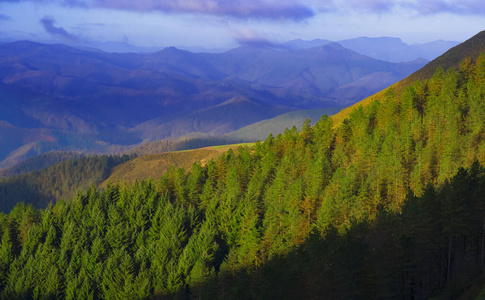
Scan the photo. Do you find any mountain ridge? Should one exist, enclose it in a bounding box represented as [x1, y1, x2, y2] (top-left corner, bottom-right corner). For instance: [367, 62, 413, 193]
[331, 30, 485, 127]
[0, 38, 427, 167]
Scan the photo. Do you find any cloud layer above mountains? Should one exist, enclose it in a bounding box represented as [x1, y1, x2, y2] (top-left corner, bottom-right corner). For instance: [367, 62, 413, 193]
[0, 0, 483, 50]
[1, 0, 484, 19]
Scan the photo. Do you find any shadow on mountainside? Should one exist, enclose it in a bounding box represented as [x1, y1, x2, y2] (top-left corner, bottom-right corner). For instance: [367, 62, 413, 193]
[155, 164, 485, 300]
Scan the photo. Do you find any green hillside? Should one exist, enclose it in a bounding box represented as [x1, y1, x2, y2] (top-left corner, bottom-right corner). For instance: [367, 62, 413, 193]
[332, 30, 485, 127]
[0, 52, 482, 298]
[225, 107, 343, 141]
[0, 34, 483, 299]
[0, 155, 131, 212]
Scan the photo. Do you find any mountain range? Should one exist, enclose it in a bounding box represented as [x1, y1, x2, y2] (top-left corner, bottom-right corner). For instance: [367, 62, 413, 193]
[284, 37, 458, 63]
[0, 36, 452, 169]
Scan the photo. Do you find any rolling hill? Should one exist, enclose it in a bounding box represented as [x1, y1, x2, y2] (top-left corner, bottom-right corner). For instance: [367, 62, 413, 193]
[0, 39, 427, 168]
[225, 107, 342, 141]
[102, 143, 252, 186]
[130, 96, 292, 142]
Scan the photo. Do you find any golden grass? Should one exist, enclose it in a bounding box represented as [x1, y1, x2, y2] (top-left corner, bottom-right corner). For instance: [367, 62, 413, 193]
[330, 84, 396, 128]
[100, 143, 254, 186]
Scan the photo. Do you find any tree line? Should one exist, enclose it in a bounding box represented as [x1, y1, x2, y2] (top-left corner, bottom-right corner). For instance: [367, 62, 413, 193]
[0, 155, 132, 213]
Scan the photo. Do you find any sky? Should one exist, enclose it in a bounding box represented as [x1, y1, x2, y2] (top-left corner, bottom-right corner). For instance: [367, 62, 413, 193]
[0, 0, 484, 52]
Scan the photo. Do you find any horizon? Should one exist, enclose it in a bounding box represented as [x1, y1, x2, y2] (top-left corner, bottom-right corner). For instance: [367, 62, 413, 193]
[0, 33, 465, 54]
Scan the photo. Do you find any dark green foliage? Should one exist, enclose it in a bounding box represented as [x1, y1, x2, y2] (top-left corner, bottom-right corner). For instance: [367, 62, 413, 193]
[0, 151, 83, 177]
[0, 154, 132, 213]
[0, 55, 483, 299]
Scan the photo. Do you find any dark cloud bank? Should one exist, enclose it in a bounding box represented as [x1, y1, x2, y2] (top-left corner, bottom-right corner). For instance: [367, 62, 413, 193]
[1, 0, 483, 19]
[92, 0, 315, 21]
[40, 16, 79, 41]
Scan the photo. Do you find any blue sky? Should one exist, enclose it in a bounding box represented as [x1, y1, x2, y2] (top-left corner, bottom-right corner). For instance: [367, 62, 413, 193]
[0, 0, 484, 51]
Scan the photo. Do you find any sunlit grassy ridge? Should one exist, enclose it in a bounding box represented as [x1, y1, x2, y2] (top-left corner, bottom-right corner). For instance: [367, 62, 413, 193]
[331, 30, 485, 127]
[102, 143, 254, 186]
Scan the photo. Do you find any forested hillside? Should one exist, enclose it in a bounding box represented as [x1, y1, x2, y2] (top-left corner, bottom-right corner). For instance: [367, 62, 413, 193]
[331, 30, 485, 126]
[0, 155, 131, 213]
[0, 53, 483, 299]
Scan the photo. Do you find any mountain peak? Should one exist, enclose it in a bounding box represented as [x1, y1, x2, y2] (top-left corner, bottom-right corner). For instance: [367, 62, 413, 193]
[159, 46, 185, 54]
[313, 42, 341, 50]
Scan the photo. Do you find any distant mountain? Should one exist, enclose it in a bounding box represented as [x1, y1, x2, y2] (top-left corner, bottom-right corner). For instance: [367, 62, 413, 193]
[226, 107, 342, 141]
[202, 43, 424, 105]
[131, 96, 292, 142]
[337, 37, 458, 62]
[284, 36, 458, 63]
[282, 38, 331, 50]
[0, 39, 426, 167]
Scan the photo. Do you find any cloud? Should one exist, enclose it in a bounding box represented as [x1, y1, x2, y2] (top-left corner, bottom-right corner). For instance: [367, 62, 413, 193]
[337, 0, 485, 15]
[0, 14, 12, 21]
[345, 0, 395, 13]
[89, 0, 315, 21]
[91, 0, 483, 18]
[407, 0, 485, 15]
[40, 16, 79, 41]
[2, 0, 484, 18]
[230, 28, 285, 48]
[0, 0, 315, 20]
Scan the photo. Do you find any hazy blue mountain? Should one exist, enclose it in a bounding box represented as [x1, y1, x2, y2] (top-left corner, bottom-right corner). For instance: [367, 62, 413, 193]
[225, 107, 343, 141]
[337, 37, 459, 62]
[282, 38, 331, 50]
[131, 96, 293, 142]
[0, 39, 426, 167]
[284, 36, 458, 62]
[202, 43, 424, 105]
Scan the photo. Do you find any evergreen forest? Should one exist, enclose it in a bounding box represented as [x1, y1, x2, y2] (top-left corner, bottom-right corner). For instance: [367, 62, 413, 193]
[0, 54, 484, 299]
[0, 155, 132, 213]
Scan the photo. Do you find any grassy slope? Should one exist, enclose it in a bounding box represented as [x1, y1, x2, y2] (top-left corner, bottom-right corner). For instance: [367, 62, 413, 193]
[127, 136, 245, 156]
[101, 143, 253, 186]
[225, 108, 343, 141]
[331, 30, 485, 127]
